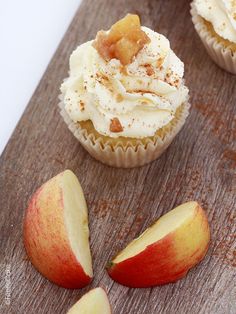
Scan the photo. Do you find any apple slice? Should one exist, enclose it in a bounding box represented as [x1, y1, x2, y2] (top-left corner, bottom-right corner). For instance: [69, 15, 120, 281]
[107, 201, 210, 287]
[23, 170, 93, 289]
[67, 287, 111, 314]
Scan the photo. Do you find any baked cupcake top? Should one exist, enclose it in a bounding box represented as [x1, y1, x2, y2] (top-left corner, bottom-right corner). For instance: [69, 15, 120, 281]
[194, 0, 236, 43]
[61, 14, 189, 138]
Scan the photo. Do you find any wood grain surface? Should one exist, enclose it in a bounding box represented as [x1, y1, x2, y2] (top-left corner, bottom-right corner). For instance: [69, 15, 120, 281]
[0, 0, 235, 313]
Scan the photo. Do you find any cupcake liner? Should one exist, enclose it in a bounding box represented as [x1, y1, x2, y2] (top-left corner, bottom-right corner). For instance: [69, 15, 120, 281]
[190, 3, 236, 75]
[59, 96, 190, 168]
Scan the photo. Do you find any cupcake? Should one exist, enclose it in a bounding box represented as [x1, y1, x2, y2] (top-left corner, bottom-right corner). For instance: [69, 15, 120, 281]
[59, 14, 190, 168]
[191, 0, 236, 74]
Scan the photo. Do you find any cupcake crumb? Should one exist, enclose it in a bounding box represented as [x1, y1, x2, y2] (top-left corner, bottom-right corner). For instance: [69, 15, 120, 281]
[110, 118, 123, 132]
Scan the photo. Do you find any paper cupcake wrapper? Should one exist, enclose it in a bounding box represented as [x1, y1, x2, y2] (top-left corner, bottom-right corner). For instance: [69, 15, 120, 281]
[190, 3, 236, 75]
[59, 97, 190, 168]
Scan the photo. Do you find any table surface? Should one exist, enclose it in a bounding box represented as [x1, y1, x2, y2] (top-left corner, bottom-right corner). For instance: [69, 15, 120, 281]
[0, 0, 235, 313]
[0, 0, 81, 155]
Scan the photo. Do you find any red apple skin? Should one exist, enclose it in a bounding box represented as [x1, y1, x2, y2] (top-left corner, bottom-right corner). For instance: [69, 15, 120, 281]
[23, 174, 91, 289]
[107, 205, 210, 288]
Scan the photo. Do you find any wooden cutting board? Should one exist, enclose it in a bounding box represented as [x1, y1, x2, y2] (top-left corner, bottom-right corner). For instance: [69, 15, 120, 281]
[0, 0, 235, 313]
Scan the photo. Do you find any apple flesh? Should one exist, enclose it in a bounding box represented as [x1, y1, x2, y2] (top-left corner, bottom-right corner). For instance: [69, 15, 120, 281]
[23, 170, 93, 289]
[107, 201, 210, 287]
[67, 287, 111, 314]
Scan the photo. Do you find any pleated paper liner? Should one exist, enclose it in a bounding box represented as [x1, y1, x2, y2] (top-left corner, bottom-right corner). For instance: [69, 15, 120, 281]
[191, 2, 236, 75]
[59, 98, 190, 168]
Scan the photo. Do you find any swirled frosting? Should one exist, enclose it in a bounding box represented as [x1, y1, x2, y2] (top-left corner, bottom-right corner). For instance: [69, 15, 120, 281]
[194, 0, 236, 43]
[61, 26, 189, 138]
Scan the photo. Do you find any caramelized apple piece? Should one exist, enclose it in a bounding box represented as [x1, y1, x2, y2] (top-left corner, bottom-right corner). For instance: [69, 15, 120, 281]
[115, 38, 140, 66]
[129, 29, 150, 47]
[93, 31, 115, 61]
[93, 14, 150, 65]
[109, 14, 140, 41]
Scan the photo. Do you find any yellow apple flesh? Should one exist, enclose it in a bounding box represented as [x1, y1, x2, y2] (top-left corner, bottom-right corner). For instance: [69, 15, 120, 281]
[67, 287, 111, 314]
[24, 170, 93, 288]
[107, 201, 210, 287]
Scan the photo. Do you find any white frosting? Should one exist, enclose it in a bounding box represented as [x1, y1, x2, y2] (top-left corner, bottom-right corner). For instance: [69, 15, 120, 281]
[194, 0, 236, 43]
[61, 27, 189, 138]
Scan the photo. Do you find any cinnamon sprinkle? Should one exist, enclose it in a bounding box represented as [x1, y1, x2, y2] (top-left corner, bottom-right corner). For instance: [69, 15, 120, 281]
[145, 64, 155, 76]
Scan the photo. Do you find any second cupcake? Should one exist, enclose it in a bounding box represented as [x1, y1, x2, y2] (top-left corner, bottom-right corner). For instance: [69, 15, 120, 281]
[60, 14, 190, 168]
[191, 0, 236, 74]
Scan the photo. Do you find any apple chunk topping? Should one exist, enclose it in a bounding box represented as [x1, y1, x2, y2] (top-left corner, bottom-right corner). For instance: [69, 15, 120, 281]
[67, 288, 111, 314]
[93, 14, 150, 65]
